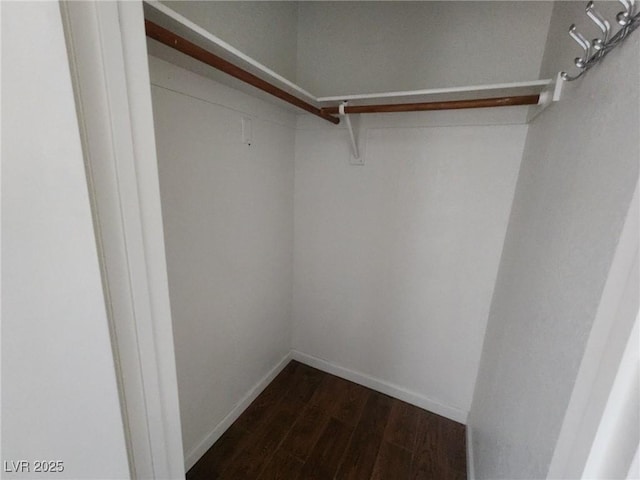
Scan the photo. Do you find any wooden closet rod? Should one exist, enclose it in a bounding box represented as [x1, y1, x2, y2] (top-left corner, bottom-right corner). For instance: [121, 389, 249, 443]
[145, 20, 340, 125]
[321, 95, 540, 115]
[146, 20, 539, 122]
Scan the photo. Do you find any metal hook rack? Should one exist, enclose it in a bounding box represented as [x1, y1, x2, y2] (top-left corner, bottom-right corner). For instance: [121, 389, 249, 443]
[561, 0, 639, 81]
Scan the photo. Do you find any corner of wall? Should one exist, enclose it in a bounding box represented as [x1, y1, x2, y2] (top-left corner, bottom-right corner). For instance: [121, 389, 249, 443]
[184, 352, 293, 471]
[291, 350, 469, 424]
[534, 1, 558, 81]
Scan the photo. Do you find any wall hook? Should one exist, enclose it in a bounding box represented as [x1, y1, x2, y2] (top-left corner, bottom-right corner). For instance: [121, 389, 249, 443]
[561, 0, 639, 81]
[586, 1, 611, 50]
[564, 24, 591, 73]
[617, 0, 636, 25]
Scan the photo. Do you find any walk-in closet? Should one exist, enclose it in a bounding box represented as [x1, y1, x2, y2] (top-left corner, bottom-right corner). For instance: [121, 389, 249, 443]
[4, 1, 638, 479]
[143, 1, 639, 478]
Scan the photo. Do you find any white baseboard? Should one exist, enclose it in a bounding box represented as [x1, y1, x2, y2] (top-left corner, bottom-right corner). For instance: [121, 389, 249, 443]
[466, 424, 475, 479]
[184, 351, 293, 471]
[291, 350, 468, 424]
[185, 349, 470, 471]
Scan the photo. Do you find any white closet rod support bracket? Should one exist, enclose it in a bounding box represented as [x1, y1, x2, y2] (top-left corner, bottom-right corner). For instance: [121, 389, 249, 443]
[527, 72, 564, 122]
[339, 102, 362, 163]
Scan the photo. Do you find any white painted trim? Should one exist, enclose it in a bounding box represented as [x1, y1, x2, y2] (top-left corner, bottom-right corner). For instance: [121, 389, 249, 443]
[143, 0, 554, 118]
[582, 313, 639, 478]
[291, 350, 468, 424]
[467, 425, 476, 480]
[627, 443, 640, 479]
[548, 181, 639, 478]
[60, 1, 184, 478]
[185, 352, 293, 470]
[527, 72, 564, 123]
[144, 0, 316, 102]
[117, 4, 186, 478]
[185, 349, 471, 468]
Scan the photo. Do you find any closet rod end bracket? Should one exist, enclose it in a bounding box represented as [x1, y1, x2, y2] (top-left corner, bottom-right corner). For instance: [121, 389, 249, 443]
[527, 72, 564, 123]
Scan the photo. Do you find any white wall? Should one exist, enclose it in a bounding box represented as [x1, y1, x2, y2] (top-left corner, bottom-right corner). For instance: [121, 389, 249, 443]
[468, 2, 640, 478]
[149, 56, 295, 466]
[1, 2, 130, 479]
[161, 1, 298, 81]
[292, 112, 528, 421]
[296, 1, 553, 96]
[146, 0, 556, 459]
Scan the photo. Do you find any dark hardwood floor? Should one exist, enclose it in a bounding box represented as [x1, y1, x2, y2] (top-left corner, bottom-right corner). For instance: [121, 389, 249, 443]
[186, 361, 466, 479]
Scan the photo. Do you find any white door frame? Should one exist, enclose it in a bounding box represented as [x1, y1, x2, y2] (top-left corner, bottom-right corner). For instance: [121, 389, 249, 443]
[548, 182, 639, 479]
[60, 1, 639, 478]
[60, 1, 184, 478]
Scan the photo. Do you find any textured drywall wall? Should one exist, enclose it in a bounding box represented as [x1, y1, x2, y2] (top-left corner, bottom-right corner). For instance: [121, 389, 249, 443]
[468, 3, 640, 478]
[293, 113, 527, 420]
[161, 1, 298, 81]
[149, 56, 295, 463]
[296, 1, 553, 96]
[1, 2, 130, 478]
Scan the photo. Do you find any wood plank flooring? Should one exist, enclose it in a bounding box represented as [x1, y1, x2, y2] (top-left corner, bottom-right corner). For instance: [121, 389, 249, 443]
[186, 361, 466, 480]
